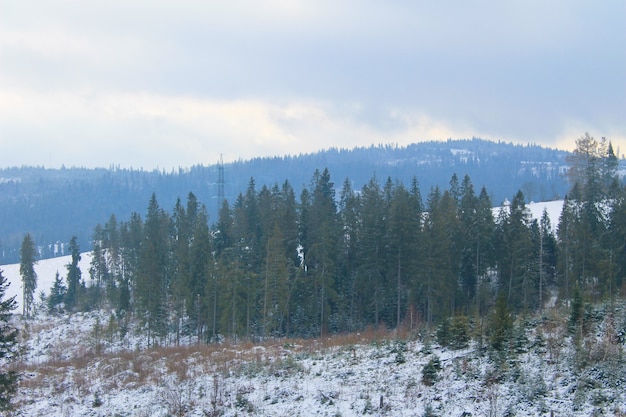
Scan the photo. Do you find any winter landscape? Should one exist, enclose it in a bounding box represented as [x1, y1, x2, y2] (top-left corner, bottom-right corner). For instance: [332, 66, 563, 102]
[5, 300, 626, 417]
[3, 197, 626, 416]
[1, 1, 623, 415]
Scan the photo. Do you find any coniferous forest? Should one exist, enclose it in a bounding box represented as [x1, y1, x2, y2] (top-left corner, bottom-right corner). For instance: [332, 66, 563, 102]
[42, 135, 626, 345]
[0, 139, 572, 264]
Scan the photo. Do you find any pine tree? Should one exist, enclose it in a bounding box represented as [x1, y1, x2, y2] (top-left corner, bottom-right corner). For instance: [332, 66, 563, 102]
[0, 269, 18, 410]
[19, 233, 37, 318]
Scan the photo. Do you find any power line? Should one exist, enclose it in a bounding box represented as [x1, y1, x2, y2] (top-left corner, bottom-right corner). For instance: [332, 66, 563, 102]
[217, 154, 225, 214]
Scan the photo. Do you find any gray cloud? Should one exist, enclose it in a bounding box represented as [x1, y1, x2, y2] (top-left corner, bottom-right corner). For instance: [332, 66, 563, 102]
[0, 0, 624, 168]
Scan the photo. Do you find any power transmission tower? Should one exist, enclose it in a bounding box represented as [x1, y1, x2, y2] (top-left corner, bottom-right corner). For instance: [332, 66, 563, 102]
[217, 154, 225, 213]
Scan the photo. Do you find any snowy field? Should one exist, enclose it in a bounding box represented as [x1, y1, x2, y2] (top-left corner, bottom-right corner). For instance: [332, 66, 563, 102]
[1, 252, 93, 315]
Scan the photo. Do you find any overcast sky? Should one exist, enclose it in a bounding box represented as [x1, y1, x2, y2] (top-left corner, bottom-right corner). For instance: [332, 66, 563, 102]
[0, 1, 624, 169]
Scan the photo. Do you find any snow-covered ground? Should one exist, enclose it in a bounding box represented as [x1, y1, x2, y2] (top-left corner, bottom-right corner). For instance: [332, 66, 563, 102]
[494, 199, 564, 231]
[1, 252, 92, 314]
[7, 305, 626, 416]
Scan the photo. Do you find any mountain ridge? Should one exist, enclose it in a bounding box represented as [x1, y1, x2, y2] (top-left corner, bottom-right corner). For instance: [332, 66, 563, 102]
[0, 138, 574, 263]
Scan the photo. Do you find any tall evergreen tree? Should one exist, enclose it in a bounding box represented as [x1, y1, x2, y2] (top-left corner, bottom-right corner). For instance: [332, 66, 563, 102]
[387, 182, 417, 328]
[64, 236, 82, 311]
[262, 222, 290, 336]
[89, 224, 110, 308]
[214, 199, 233, 257]
[337, 177, 361, 331]
[474, 187, 496, 316]
[170, 197, 191, 344]
[310, 169, 339, 336]
[137, 194, 170, 345]
[119, 212, 142, 313]
[358, 176, 388, 326]
[422, 187, 457, 323]
[19, 233, 37, 318]
[190, 205, 212, 342]
[495, 191, 534, 311]
[104, 214, 121, 285]
[0, 269, 18, 410]
[537, 208, 558, 309]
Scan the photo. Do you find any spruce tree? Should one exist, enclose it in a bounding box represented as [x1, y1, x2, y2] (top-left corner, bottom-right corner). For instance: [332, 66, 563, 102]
[0, 269, 18, 410]
[118, 212, 142, 313]
[489, 293, 512, 352]
[47, 271, 66, 312]
[307, 168, 339, 337]
[358, 176, 387, 327]
[64, 236, 82, 311]
[19, 233, 37, 318]
[387, 183, 416, 329]
[189, 205, 212, 341]
[137, 194, 170, 345]
[337, 177, 361, 331]
[89, 226, 109, 308]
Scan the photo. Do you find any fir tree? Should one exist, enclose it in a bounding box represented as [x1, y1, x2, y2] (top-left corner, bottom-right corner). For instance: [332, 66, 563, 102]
[19, 233, 37, 318]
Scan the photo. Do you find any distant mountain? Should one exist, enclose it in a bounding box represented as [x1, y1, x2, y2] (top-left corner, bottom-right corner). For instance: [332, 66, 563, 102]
[0, 138, 577, 263]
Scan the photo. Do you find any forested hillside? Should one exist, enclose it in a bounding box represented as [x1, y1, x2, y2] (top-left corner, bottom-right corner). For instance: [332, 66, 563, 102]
[0, 138, 572, 264]
[27, 134, 622, 345]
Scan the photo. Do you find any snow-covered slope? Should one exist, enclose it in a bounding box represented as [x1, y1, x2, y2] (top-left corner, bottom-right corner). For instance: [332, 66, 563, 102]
[494, 199, 563, 230]
[9, 305, 626, 416]
[1, 252, 92, 314]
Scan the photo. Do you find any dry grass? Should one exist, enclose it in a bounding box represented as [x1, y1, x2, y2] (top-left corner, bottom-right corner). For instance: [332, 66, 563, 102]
[14, 325, 406, 404]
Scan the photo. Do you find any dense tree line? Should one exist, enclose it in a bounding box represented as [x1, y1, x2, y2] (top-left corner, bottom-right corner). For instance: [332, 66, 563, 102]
[0, 139, 572, 264]
[38, 135, 624, 345]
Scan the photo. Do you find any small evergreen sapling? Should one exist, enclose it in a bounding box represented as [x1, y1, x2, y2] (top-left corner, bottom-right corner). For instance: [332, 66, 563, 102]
[422, 356, 441, 386]
[48, 271, 66, 312]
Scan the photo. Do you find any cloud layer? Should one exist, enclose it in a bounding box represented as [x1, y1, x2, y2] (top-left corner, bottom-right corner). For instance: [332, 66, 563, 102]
[1, 1, 624, 168]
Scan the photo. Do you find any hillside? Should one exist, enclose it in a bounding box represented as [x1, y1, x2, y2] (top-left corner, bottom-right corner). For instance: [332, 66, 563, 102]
[0, 138, 573, 264]
[6, 296, 626, 416]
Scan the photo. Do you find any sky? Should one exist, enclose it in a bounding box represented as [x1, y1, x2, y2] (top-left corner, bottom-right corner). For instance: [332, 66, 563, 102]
[0, 1, 624, 170]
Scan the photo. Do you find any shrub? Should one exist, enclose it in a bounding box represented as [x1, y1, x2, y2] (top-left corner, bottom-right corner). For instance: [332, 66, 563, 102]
[422, 356, 441, 386]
